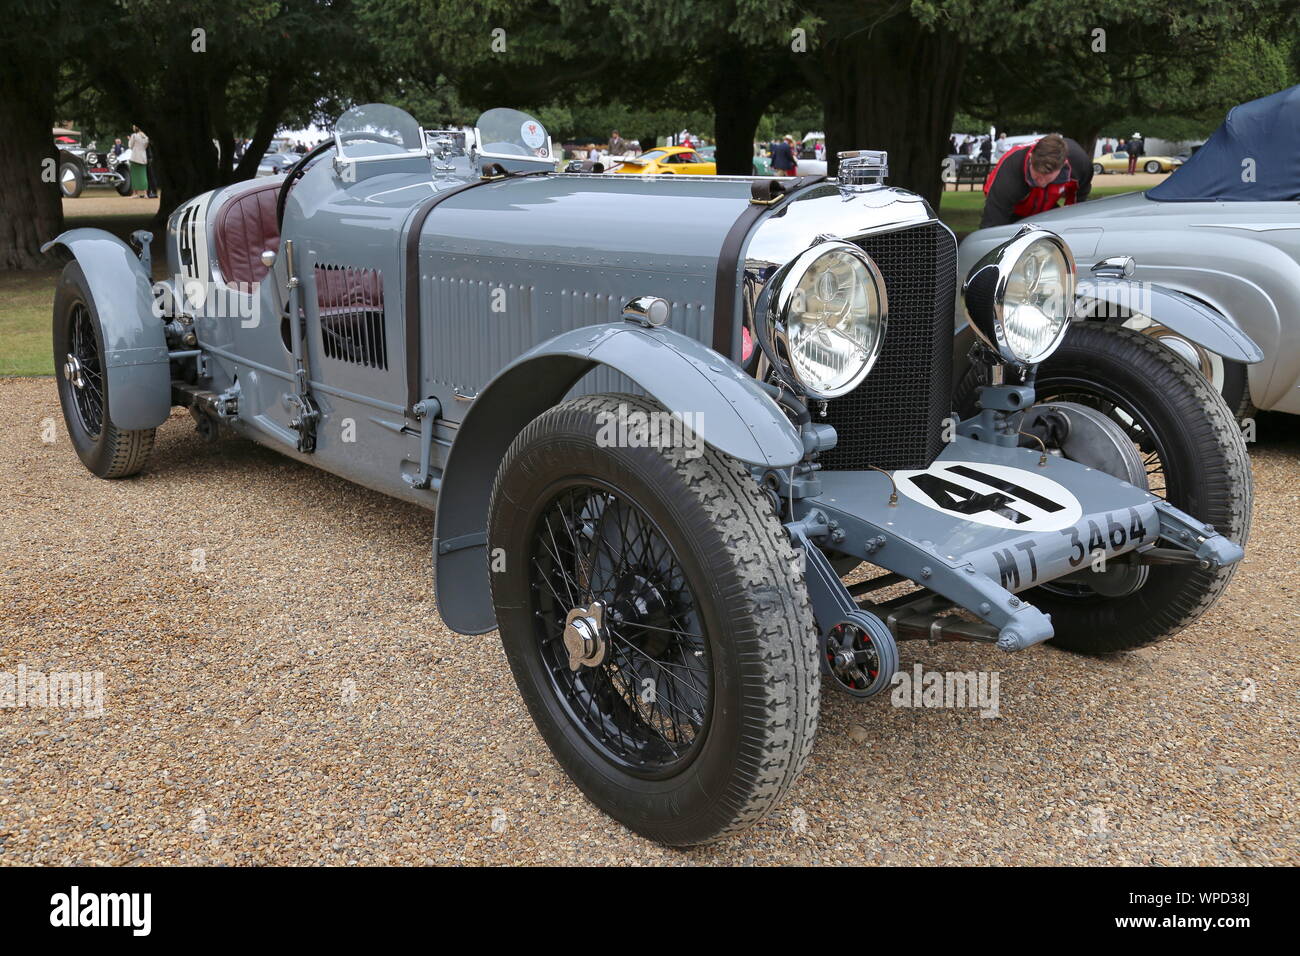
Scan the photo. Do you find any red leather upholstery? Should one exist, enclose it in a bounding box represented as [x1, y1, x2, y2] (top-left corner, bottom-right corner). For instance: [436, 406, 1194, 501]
[315, 265, 384, 314]
[213, 180, 281, 286]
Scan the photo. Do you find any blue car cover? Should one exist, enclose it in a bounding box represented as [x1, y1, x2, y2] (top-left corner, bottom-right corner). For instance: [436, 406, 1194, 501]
[1148, 84, 1300, 202]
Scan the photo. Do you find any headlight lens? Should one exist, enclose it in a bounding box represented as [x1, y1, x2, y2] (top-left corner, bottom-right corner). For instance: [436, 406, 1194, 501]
[760, 241, 887, 399]
[963, 228, 1076, 365]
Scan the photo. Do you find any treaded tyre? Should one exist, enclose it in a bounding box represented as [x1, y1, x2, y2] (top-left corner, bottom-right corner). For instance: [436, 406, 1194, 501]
[488, 394, 820, 845]
[53, 261, 156, 478]
[956, 324, 1251, 654]
[1219, 360, 1256, 422]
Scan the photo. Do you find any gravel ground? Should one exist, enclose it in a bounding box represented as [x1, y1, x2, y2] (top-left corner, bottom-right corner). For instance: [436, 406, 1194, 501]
[1, 376, 1296, 865]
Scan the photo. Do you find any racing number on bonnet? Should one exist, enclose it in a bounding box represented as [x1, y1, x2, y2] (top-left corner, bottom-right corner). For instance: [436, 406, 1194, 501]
[893, 461, 1084, 531]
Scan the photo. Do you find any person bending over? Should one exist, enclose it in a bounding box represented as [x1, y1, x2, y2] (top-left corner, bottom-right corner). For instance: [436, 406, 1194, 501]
[979, 133, 1093, 229]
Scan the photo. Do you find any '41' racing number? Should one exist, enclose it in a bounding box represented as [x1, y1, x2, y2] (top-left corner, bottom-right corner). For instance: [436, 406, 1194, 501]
[893, 460, 1084, 532]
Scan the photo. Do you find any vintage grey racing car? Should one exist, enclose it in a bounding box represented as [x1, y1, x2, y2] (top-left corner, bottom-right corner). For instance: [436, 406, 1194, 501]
[45, 103, 1250, 845]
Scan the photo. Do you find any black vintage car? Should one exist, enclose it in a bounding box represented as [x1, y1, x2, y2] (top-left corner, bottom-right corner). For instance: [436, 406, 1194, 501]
[56, 135, 132, 198]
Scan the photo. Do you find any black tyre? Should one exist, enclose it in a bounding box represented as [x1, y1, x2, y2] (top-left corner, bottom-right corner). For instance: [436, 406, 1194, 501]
[955, 324, 1251, 654]
[488, 394, 820, 845]
[58, 161, 84, 198]
[1219, 360, 1255, 422]
[53, 262, 156, 478]
[1092, 163, 1104, 176]
[115, 176, 133, 197]
[1145, 160, 1161, 174]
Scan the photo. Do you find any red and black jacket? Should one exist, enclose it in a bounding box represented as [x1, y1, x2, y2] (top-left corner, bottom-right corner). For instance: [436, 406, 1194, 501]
[979, 139, 1093, 228]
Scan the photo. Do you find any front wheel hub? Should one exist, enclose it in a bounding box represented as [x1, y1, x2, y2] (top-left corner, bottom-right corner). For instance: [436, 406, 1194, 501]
[562, 601, 607, 670]
[64, 354, 85, 388]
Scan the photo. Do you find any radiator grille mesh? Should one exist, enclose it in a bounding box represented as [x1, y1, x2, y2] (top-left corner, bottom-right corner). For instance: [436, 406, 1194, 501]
[817, 221, 957, 471]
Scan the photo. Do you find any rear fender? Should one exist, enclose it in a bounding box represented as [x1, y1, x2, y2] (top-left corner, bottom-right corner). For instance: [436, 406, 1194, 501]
[43, 229, 170, 430]
[1075, 276, 1263, 364]
[433, 322, 803, 635]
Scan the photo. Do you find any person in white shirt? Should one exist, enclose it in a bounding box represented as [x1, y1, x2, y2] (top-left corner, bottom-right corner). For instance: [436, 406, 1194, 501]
[127, 125, 149, 198]
[991, 132, 1010, 162]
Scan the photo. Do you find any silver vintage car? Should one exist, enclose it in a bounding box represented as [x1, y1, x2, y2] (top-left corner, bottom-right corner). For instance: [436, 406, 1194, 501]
[959, 84, 1299, 421]
[44, 103, 1249, 845]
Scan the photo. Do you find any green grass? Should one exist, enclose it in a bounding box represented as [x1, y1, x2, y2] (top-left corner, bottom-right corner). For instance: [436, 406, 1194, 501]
[937, 184, 1138, 238]
[1, 206, 156, 376]
[0, 269, 61, 376]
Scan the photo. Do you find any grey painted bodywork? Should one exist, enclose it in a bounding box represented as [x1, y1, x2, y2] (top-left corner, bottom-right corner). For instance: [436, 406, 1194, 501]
[794, 431, 1240, 651]
[434, 321, 804, 634]
[41, 229, 171, 431]
[957, 190, 1300, 412]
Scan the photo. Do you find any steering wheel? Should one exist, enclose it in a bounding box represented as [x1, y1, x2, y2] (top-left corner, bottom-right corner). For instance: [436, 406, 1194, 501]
[276, 139, 335, 232]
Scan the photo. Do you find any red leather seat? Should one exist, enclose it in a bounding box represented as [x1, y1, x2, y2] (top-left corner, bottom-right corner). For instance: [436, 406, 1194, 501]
[315, 265, 384, 314]
[214, 180, 281, 286]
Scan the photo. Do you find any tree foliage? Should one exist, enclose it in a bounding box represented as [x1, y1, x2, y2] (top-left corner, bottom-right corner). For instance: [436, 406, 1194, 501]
[960, 15, 1299, 151]
[4, 0, 1299, 270]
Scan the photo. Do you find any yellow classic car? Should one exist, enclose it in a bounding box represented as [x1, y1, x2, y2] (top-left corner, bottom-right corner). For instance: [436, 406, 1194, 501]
[613, 145, 717, 175]
[1092, 151, 1184, 174]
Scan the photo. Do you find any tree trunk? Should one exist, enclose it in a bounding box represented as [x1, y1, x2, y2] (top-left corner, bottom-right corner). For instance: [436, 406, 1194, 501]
[713, 99, 766, 177]
[1062, 125, 1102, 165]
[234, 79, 292, 181]
[151, 70, 224, 226]
[818, 16, 967, 209]
[150, 117, 222, 227]
[0, 61, 63, 269]
[709, 46, 782, 176]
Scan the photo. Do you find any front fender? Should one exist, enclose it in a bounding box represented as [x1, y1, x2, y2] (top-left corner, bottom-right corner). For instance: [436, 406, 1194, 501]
[1075, 276, 1264, 364]
[42, 228, 170, 430]
[433, 322, 803, 635]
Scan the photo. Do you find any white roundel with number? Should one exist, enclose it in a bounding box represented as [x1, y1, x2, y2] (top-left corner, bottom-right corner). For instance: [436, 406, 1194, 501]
[520, 120, 548, 150]
[892, 460, 1083, 532]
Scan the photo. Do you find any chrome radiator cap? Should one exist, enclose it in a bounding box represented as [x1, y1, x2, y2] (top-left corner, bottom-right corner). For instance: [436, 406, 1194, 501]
[837, 150, 889, 189]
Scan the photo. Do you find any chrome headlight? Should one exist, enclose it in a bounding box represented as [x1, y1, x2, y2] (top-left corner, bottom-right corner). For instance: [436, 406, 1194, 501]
[756, 240, 888, 399]
[962, 227, 1076, 365]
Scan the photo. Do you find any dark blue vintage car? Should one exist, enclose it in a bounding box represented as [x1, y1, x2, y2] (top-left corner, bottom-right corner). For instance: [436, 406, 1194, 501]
[45, 103, 1249, 845]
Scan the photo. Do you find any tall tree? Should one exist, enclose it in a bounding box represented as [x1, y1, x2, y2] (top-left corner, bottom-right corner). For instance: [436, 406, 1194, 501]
[69, 0, 385, 223]
[0, 1, 73, 269]
[961, 26, 1298, 155]
[806, 9, 965, 206]
[787, 1, 1298, 207]
[593, 1, 798, 174]
[373, 0, 791, 174]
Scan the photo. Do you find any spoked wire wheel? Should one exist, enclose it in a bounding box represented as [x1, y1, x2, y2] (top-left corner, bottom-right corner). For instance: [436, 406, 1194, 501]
[65, 302, 106, 439]
[488, 394, 820, 844]
[1029, 324, 1250, 651]
[1031, 382, 1169, 501]
[52, 261, 156, 478]
[530, 480, 711, 777]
